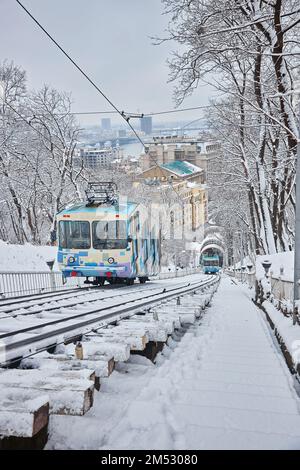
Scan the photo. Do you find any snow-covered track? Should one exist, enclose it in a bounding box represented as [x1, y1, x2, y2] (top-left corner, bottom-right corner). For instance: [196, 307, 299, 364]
[0, 278, 200, 316]
[0, 279, 208, 318]
[0, 283, 130, 316]
[0, 282, 124, 310]
[0, 275, 219, 367]
[0, 274, 220, 448]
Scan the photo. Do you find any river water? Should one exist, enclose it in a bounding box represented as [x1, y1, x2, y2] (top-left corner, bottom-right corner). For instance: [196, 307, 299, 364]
[120, 142, 144, 159]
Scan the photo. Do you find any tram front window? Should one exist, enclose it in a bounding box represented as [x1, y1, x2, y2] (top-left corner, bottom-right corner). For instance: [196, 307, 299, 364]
[92, 220, 128, 249]
[58, 221, 91, 249]
[204, 259, 219, 266]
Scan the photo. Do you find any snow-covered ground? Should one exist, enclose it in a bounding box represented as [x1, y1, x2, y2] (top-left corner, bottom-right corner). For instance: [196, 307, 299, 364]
[46, 277, 300, 450]
[0, 241, 57, 272]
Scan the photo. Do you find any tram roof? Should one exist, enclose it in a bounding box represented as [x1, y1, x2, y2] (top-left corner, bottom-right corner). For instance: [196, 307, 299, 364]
[58, 201, 138, 216]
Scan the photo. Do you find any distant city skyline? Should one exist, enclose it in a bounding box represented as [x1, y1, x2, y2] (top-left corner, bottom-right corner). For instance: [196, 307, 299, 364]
[1, 0, 216, 127]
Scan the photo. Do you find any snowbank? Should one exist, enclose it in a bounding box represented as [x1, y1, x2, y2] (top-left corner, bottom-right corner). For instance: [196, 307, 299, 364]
[262, 300, 300, 368]
[0, 241, 58, 272]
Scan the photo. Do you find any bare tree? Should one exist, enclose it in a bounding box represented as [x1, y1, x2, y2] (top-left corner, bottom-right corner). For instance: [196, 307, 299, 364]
[159, 0, 300, 254]
[0, 62, 86, 245]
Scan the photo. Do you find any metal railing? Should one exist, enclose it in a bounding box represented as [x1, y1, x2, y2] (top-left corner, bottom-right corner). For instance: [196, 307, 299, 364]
[0, 271, 83, 299]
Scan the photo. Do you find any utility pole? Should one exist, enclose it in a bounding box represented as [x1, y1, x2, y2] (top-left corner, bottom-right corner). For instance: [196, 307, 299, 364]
[293, 105, 300, 325]
[240, 231, 244, 282]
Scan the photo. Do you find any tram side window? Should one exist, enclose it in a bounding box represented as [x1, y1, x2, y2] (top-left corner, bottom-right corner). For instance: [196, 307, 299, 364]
[92, 220, 128, 249]
[59, 221, 91, 249]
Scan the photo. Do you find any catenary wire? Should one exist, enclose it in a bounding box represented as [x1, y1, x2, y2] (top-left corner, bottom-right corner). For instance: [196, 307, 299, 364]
[16, 0, 193, 201]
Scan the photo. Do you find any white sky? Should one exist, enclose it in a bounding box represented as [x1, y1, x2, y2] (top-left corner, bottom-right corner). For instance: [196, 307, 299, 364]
[1, 0, 214, 126]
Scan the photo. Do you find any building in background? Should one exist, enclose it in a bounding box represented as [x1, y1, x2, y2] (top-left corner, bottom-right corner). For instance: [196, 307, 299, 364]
[140, 116, 152, 135]
[77, 146, 117, 169]
[134, 160, 208, 268]
[118, 129, 127, 138]
[140, 136, 221, 180]
[101, 118, 111, 131]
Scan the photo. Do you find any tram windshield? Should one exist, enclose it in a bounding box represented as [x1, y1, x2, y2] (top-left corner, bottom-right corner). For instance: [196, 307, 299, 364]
[203, 258, 219, 266]
[92, 220, 128, 249]
[58, 221, 91, 249]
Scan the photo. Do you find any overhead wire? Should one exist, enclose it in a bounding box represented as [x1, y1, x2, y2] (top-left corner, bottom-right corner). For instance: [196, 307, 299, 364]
[56, 104, 222, 117]
[16, 0, 143, 148]
[16, 0, 202, 202]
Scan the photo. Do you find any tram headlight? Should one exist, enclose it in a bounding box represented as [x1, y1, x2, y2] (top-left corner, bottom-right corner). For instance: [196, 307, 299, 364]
[108, 257, 115, 264]
[68, 256, 75, 264]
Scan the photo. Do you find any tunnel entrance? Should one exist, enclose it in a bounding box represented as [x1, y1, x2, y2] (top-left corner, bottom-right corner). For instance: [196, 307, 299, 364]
[201, 247, 224, 267]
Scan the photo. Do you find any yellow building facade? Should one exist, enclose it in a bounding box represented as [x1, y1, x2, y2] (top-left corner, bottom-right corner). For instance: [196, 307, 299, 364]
[134, 160, 208, 267]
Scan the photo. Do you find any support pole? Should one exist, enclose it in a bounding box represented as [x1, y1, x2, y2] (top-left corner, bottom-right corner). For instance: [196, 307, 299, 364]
[293, 107, 300, 325]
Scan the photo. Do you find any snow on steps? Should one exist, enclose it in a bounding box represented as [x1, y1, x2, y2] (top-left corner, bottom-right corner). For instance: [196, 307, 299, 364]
[120, 319, 169, 342]
[76, 336, 131, 361]
[167, 293, 212, 309]
[20, 351, 115, 389]
[0, 388, 49, 448]
[83, 320, 154, 352]
[149, 293, 214, 326]
[0, 279, 219, 447]
[0, 369, 94, 416]
[153, 307, 197, 325]
[100, 327, 148, 351]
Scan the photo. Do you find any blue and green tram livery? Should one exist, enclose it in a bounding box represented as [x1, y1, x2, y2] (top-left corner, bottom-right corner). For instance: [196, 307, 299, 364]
[202, 254, 220, 274]
[56, 183, 161, 285]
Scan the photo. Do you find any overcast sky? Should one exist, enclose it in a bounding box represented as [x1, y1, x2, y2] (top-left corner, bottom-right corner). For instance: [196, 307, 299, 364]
[1, 0, 214, 126]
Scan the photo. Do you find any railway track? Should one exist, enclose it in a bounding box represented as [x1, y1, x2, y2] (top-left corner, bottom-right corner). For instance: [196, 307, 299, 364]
[0, 277, 197, 315]
[0, 281, 127, 311]
[0, 273, 220, 449]
[0, 277, 209, 319]
[0, 284, 132, 317]
[0, 275, 217, 365]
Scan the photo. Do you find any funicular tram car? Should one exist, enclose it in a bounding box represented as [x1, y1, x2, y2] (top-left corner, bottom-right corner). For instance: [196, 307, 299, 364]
[56, 182, 161, 285]
[202, 254, 221, 274]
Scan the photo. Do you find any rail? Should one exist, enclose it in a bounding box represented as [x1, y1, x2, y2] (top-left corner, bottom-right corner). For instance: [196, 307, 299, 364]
[0, 271, 82, 298]
[0, 274, 220, 367]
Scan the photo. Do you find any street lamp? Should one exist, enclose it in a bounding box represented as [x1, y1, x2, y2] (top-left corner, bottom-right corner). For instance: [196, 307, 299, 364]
[261, 260, 272, 300]
[46, 259, 56, 292]
[261, 260, 272, 277]
[46, 259, 55, 271]
[241, 265, 246, 283]
[247, 263, 253, 288]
